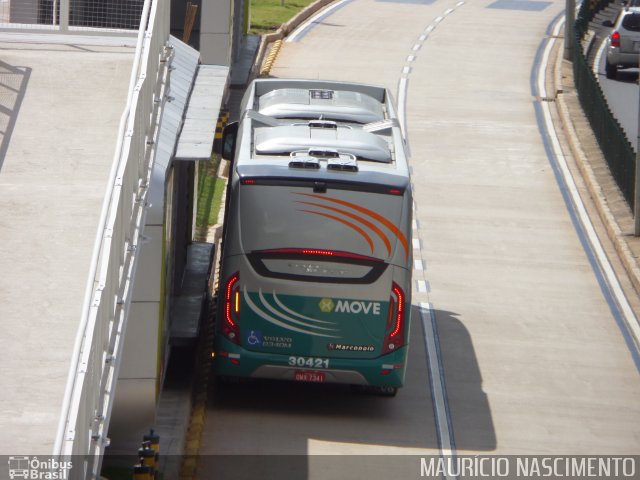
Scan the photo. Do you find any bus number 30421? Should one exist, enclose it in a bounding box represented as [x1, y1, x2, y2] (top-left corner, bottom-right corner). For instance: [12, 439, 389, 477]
[288, 356, 329, 369]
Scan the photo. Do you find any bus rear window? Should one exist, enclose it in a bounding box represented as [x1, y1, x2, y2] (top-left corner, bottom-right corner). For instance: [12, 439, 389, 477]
[247, 248, 388, 284]
[236, 182, 409, 266]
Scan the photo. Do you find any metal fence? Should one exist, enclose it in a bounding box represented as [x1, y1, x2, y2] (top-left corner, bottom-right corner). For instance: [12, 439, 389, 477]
[573, 0, 636, 207]
[51, 0, 171, 476]
[0, 0, 144, 32]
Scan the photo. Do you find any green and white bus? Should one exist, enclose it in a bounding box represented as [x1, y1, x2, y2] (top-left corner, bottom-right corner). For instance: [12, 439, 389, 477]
[214, 79, 412, 395]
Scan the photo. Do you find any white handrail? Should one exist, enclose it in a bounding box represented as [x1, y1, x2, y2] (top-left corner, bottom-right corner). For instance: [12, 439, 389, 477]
[52, 0, 171, 471]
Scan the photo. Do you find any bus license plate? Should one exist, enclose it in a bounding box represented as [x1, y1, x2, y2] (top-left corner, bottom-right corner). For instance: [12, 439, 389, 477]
[294, 370, 325, 383]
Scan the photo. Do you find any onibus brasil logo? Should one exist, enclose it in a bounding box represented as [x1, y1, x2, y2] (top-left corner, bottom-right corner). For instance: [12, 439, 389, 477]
[7, 457, 72, 479]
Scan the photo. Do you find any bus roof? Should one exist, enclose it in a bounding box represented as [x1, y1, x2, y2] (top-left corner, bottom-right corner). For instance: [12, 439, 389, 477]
[258, 87, 386, 123]
[235, 79, 411, 184]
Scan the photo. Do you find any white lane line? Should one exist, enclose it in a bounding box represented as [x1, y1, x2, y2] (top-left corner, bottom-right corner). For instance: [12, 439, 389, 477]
[420, 303, 456, 473]
[593, 37, 607, 77]
[286, 0, 351, 42]
[538, 19, 640, 347]
[398, 76, 409, 139]
[398, 1, 465, 139]
[398, 4, 467, 466]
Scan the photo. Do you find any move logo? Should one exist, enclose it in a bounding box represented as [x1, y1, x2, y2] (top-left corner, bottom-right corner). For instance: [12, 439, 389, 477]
[318, 298, 381, 315]
[318, 298, 334, 313]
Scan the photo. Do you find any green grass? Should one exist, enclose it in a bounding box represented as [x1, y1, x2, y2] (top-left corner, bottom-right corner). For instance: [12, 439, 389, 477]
[196, 155, 225, 231]
[249, 0, 316, 34]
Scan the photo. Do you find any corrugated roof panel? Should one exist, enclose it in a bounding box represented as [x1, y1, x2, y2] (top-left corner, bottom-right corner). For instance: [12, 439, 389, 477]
[147, 36, 200, 225]
[175, 64, 229, 161]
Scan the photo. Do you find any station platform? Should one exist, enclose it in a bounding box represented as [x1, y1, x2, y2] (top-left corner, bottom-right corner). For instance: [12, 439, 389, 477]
[0, 34, 136, 454]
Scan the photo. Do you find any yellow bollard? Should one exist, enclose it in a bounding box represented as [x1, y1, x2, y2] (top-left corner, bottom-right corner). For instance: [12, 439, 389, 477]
[143, 429, 160, 455]
[132, 462, 153, 480]
[213, 110, 229, 153]
[137, 443, 158, 476]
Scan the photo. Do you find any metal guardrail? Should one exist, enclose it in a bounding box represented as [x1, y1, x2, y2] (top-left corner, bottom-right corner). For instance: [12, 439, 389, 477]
[0, 0, 143, 33]
[573, 0, 636, 207]
[51, 0, 171, 476]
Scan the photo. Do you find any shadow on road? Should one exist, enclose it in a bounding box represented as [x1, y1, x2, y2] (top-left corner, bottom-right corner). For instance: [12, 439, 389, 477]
[198, 305, 496, 479]
[0, 60, 31, 172]
[430, 307, 496, 453]
[609, 69, 639, 84]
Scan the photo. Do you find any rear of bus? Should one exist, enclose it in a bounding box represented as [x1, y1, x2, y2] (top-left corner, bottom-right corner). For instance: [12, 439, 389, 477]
[213, 82, 413, 393]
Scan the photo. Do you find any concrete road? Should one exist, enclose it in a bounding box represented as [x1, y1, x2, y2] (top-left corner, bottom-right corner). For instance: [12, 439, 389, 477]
[199, 0, 640, 472]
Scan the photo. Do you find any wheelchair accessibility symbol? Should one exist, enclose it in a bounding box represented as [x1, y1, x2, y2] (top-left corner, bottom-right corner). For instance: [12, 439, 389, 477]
[247, 330, 263, 346]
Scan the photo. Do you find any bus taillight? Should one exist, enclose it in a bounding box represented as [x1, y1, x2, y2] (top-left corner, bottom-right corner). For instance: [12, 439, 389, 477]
[222, 272, 241, 344]
[382, 282, 405, 354]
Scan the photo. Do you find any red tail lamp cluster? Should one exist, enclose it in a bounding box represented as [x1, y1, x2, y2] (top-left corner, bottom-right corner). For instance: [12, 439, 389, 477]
[257, 248, 379, 262]
[382, 282, 406, 354]
[222, 272, 241, 344]
[611, 31, 621, 48]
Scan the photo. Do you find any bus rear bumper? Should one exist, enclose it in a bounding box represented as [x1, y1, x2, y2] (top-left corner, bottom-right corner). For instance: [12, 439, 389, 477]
[213, 337, 408, 388]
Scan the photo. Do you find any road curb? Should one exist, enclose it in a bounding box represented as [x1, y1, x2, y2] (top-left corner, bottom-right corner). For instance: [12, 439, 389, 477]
[251, 0, 336, 78]
[260, 39, 283, 77]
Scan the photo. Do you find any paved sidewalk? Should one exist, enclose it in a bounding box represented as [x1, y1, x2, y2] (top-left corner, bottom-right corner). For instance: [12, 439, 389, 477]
[0, 38, 134, 454]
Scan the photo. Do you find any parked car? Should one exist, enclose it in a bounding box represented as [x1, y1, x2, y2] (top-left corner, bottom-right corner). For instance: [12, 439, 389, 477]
[604, 8, 640, 79]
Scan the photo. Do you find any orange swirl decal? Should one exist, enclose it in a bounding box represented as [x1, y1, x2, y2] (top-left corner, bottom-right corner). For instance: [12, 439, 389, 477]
[296, 200, 392, 256]
[299, 209, 375, 253]
[294, 193, 409, 259]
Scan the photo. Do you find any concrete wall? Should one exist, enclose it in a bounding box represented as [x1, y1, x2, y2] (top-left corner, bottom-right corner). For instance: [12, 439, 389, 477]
[171, 0, 243, 66]
[109, 159, 196, 453]
[108, 225, 163, 451]
[10, 0, 39, 23]
[200, 0, 233, 65]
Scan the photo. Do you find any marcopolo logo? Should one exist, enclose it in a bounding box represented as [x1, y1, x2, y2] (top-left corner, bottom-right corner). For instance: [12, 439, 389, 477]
[318, 298, 381, 315]
[327, 342, 375, 352]
[7, 457, 72, 479]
